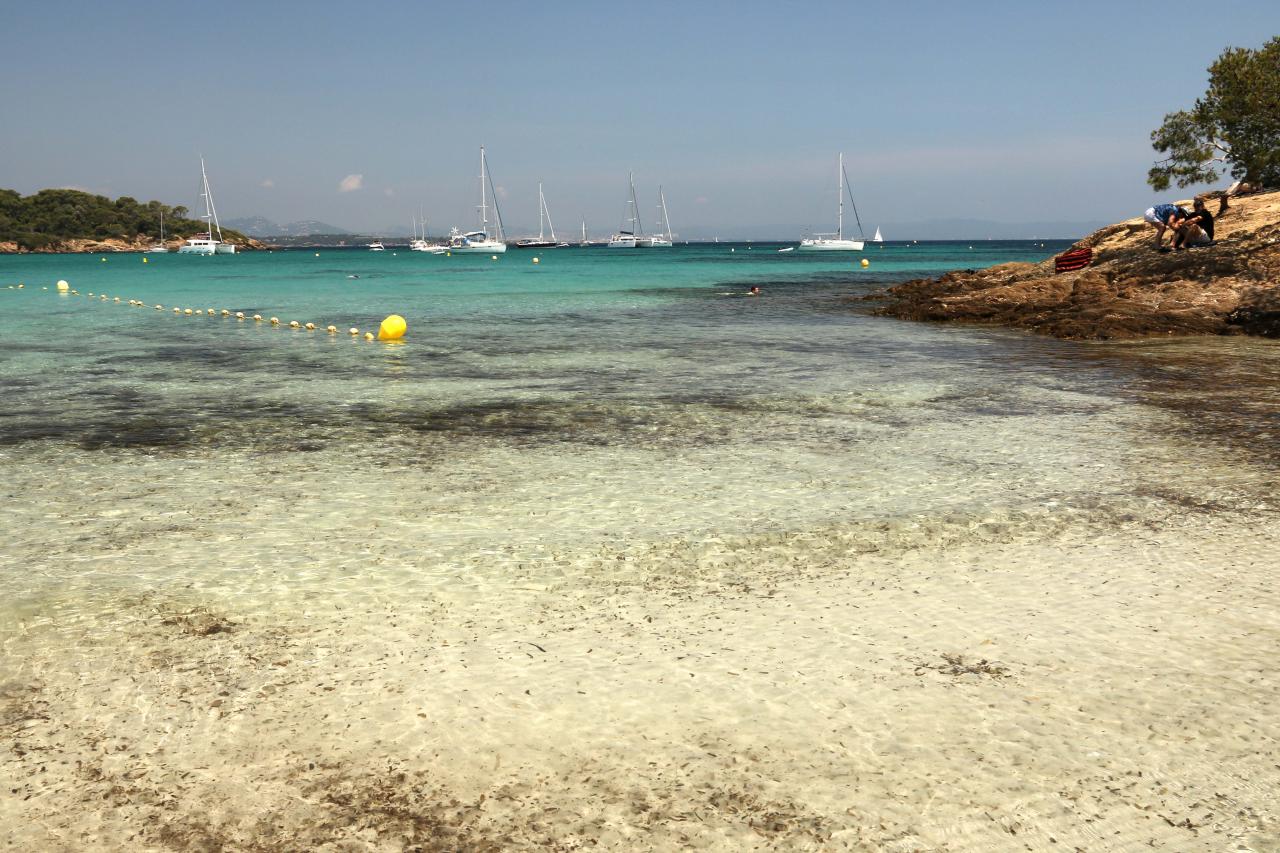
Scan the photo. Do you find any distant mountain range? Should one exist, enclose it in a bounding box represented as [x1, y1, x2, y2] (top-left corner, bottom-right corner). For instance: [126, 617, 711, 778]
[223, 217, 352, 237]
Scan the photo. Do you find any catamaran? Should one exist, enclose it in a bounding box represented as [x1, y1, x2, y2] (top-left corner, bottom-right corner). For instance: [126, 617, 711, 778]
[797, 152, 865, 252]
[608, 172, 643, 248]
[515, 183, 567, 248]
[637, 186, 673, 247]
[178, 158, 235, 255]
[146, 209, 168, 253]
[448, 146, 507, 253]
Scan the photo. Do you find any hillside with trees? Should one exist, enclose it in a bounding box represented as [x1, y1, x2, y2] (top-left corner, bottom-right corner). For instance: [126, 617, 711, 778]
[0, 188, 253, 251]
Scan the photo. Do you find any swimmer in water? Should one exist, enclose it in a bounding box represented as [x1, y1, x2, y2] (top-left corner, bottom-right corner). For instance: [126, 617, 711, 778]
[748, 286, 760, 296]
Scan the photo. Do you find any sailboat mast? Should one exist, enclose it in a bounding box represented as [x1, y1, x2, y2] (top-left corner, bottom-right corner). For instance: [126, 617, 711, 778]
[837, 152, 844, 241]
[538, 182, 545, 241]
[658, 187, 671, 239]
[629, 172, 644, 236]
[200, 157, 223, 242]
[478, 147, 488, 234]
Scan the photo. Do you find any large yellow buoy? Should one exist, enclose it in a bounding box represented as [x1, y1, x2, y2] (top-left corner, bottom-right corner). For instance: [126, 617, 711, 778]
[377, 314, 407, 341]
[861, 258, 870, 268]
[56, 280, 69, 292]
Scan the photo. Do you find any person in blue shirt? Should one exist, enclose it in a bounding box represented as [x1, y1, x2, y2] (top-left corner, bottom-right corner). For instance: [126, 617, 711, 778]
[1143, 203, 1187, 250]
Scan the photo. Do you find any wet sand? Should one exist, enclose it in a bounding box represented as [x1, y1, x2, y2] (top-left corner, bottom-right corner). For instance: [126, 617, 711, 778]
[3, 474, 1278, 850]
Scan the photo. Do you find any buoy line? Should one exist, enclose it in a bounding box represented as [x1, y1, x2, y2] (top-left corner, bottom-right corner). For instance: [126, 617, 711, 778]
[27, 280, 409, 343]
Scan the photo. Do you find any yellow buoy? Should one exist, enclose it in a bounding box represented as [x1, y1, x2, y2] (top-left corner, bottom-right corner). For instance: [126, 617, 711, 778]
[377, 314, 407, 341]
[155, 305, 163, 310]
[207, 309, 215, 316]
[304, 322, 315, 330]
[446, 251, 451, 257]
[491, 255, 498, 260]
[184, 308, 193, 315]
[314, 252, 320, 257]
[532, 257, 540, 264]
[174, 307, 181, 313]
[143, 258, 148, 263]
[289, 320, 300, 328]
[100, 258, 106, 262]
[861, 258, 870, 267]
[253, 314, 262, 321]
[326, 325, 337, 333]
[349, 327, 359, 336]
[236, 312, 245, 319]
[57, 280, 69, 292]
[114, 297, 121, 302]
[270, 317, 280, 325]
[221, 309, 230, 316]
[88, 292, 94, 297]
[364, 332, 375, 341]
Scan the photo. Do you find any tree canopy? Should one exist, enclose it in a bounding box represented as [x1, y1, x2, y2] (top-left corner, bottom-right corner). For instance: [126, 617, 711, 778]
[0, 188, 247, 250]
[1149, 36, 1280, 191]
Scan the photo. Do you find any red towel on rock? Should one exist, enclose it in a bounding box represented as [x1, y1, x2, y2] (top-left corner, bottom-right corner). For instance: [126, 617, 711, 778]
[1055, 247, 1092, 273]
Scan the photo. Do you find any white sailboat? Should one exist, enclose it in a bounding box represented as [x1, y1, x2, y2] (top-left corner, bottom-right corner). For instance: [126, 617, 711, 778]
[797, 152, 865, 252]
[448, 146, 507, 253]
[146, 209, 168, 253]
[637, 186, 673, 247]
[579, 219, 598, 247]
[873, 227, 883, 243]
[515, 183, 567, 248]
[608, 172, 643, 248]
[178, 158, 235, 254]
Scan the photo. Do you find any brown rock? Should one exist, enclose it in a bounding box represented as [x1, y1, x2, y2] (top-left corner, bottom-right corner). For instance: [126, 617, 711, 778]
[874, 189, 1280, 340]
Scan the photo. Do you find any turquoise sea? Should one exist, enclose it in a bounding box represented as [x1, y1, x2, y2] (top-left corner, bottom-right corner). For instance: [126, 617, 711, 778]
[5, 241, 1280, 849]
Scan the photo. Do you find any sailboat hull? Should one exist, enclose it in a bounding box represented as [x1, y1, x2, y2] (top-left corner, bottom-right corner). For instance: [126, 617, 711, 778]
[449, 241, 507, 254]
[797, 239, 864, 251]
[214, 243, 237, 254]
[513, 240, 560, 249]
[636, 237, 672, 247]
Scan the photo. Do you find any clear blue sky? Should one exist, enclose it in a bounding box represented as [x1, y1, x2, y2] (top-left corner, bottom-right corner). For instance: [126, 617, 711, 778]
[3, 1, 1278, 237]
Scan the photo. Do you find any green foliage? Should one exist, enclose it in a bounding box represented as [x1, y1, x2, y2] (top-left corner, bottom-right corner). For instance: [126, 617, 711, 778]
[1149, 36, 1280, 190]
[0, 188, 248, 250]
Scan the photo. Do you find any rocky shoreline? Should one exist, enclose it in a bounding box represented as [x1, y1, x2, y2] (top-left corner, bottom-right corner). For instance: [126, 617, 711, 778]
[0, 235, 269, 254]
[872, 190, 1280, 340]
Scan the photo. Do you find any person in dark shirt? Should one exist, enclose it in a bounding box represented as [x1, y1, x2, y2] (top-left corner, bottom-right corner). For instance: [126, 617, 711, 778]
[1174, 198, 1214, 248]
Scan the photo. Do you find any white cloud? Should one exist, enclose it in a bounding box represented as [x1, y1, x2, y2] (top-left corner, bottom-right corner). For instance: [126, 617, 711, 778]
[261, 179, 275, 188]
[338, 174, 364, 193]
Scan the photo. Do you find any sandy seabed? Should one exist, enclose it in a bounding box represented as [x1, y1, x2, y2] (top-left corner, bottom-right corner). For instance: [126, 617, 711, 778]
[2, 475, 1278, 851]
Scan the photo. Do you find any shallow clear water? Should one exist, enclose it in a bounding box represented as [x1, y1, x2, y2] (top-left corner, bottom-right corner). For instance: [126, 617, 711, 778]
[2, 241, 1276, 625]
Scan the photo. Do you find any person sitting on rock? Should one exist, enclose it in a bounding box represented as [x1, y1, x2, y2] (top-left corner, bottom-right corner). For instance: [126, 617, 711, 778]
[1173, 197, 1214, 249]
[1144, 202, 1187, 250]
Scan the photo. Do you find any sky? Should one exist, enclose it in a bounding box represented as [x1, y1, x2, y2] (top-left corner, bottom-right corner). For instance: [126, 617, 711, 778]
[3, 0, 1278, 238]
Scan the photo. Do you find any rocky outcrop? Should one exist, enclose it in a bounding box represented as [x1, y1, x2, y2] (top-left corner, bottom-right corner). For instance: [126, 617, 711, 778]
[0, 235, 269, 253]
[874, 191, 1280, 339]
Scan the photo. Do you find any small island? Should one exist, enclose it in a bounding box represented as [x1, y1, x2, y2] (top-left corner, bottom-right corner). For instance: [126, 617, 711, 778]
[0, 188, 265, 253]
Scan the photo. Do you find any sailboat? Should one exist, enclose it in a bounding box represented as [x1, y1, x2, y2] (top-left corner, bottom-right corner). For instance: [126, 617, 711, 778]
[515, 183, 568, 248]
[797, 152, 865, 252]
[448, 146, 507, 253]
[579, 219, 598, 247]
[873, 227, 883, 243]
[637, 187, 673, 247]
[178, 158, 235, 254]
[146, 209, 168, 253]
[608, 172, 643, 248]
